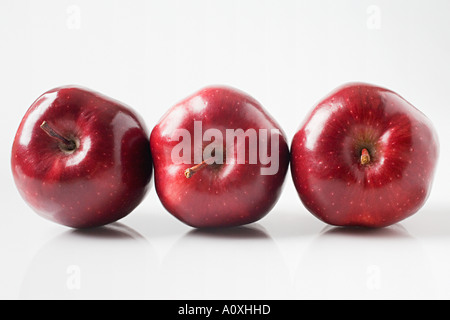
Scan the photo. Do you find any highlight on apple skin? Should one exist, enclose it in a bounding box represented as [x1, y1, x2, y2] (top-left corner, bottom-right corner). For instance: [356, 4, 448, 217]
[11, 86, 153, 228]
[290, 82, 439, 228]
[150, 86, 290, 228]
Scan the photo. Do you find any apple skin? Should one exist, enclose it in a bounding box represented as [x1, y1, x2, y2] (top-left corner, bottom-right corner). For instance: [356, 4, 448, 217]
[291, 83, 439, 228]
[11, 86, 152, 228]
[150, 86, 290, 228]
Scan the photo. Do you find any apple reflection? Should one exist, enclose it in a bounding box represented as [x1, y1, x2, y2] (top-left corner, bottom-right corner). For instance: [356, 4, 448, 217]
[160, 224, 291, 299]
[294, 224, 437, 299]
[20, 223, 156, 299]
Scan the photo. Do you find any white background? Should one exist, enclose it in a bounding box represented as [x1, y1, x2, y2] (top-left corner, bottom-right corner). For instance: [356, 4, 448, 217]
[1, 0, 449, 299]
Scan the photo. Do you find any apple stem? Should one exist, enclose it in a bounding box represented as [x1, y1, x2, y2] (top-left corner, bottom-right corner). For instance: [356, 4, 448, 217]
[361, 148, 371, 165]
[184, 158, 215, 179]
[40, 121, 77, 151]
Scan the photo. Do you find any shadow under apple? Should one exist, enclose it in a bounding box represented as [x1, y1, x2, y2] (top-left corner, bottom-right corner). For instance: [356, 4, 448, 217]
[186, 224, 270, 240]
[19, 222, 156, 299]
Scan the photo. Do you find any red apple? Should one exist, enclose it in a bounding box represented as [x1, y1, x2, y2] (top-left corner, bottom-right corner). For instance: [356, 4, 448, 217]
[11, 86, 152, 228]
[150, 86, 289, 228]
[291, 83, 439, 227]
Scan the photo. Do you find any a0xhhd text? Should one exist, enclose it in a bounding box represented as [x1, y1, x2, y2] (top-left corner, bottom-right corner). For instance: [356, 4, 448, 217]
[178, 304, 271, 317]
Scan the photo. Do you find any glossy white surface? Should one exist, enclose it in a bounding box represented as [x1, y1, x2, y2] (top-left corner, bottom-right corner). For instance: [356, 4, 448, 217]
[2, 192, 450, 299]
[1, 0, 450, 299]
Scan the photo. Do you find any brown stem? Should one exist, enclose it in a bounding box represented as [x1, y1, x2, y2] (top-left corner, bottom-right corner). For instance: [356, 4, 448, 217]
[184, 157, 215, 179]
[40, 121, 76, 151]
[361, 148, 371, 165]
